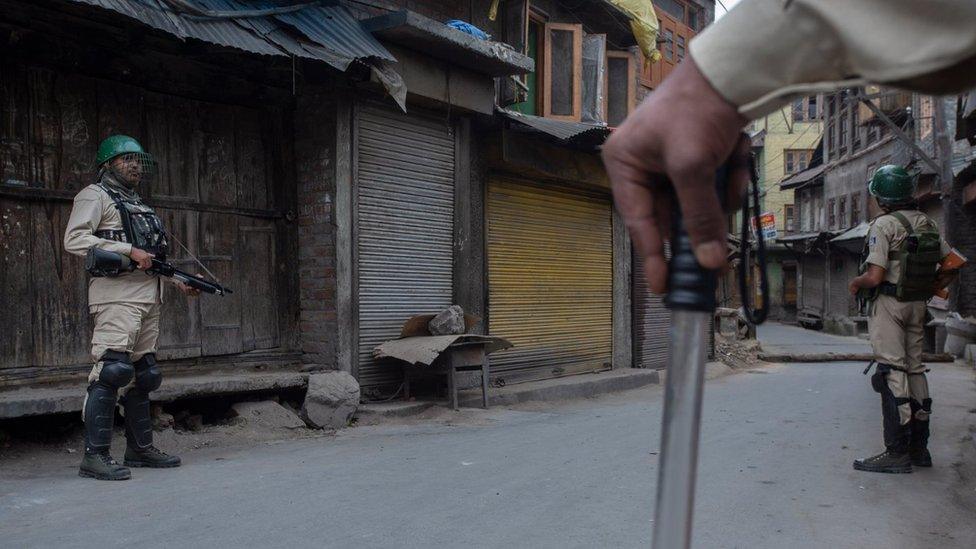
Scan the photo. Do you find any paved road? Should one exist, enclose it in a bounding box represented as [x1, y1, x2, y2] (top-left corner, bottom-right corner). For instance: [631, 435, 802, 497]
[758, 322, 871, 356]
[2, 359, 975, 548]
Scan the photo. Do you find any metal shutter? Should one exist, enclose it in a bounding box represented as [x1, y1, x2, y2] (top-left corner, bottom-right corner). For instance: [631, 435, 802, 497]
[487, 177, 613, 384]
[633, 247, 671, 369]
[801, 255, 825, 314]
[356, 107, 455, 389]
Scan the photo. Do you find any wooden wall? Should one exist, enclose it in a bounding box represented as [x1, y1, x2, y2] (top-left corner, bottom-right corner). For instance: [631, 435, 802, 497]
[0, 59, 298, 386]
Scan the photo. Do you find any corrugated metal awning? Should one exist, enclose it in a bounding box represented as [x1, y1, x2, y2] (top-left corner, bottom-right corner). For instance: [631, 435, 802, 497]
[831, 222, 870, 243]
[497, 108, 610, 148]
[780, 163, 826, 190]
[66, 0, 395, 70]
[778, 231, 825, 243]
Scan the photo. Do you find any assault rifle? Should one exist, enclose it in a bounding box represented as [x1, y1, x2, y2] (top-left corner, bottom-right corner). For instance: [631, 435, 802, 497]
[85, 247, 233, 296]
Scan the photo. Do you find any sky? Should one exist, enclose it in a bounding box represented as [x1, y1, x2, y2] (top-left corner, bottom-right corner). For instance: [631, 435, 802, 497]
[714, 0, 743, 20]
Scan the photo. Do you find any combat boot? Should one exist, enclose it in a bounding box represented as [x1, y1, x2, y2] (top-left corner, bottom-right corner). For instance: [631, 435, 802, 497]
[79, 451, 131, 481]
[124, 445, 181, 468]
[852, 449, 912, 474]
[909, 447, 932, 467]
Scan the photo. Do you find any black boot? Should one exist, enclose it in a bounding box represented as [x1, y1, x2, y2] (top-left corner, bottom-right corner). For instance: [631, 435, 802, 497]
[79, 451, 131, 481]
[908, 398, 933, 467]
[80, 351, 135, 480]
[855, 364, 912, 473]
[124, 445, 182, 468]
[853, 449, 912, 474]
[122, 355, 181, 468]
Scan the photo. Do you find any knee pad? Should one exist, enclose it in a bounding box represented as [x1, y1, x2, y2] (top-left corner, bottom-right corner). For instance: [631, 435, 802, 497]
[871, 364, 892, 394]
[133, 355, 162, 393]
[98, 351, 134, 388]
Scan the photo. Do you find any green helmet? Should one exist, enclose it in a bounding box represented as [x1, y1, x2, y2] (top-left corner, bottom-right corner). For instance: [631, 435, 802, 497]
[95, 135, 156, 185]
[868, 164, 915, 205]
[95, 135, 149, 166]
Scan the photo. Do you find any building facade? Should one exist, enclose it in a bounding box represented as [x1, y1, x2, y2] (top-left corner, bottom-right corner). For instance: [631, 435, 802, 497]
[0, 0, 716, 417]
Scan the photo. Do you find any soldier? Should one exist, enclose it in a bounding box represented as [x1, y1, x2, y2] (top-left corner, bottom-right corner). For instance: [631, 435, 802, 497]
[64, 135, 200, 481]
[848, 165, 956, 474]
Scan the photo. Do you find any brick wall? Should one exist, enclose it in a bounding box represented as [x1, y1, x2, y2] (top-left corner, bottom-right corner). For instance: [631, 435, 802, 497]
[295, 93, 339, 368]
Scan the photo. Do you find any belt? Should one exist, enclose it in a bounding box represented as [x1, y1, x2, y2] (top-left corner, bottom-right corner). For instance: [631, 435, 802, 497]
[94, 229, 128, 243]
[878, 282, 898, 296]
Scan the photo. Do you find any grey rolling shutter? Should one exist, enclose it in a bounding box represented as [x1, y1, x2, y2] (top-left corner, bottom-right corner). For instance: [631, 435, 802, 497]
[356, 106, 455, 389]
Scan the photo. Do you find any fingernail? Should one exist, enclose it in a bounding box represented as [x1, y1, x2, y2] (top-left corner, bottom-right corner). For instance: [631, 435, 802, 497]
[694, 240, 726, 269]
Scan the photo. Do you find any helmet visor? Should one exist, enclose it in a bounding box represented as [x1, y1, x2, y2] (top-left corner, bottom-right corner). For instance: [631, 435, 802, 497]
[108, 152, 157, 186]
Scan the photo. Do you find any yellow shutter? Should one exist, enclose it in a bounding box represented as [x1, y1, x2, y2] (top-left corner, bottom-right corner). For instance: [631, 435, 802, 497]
[487, 177, 613, 384]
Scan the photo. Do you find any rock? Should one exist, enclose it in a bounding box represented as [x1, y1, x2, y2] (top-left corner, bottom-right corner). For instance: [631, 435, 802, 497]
[185, 414, 205, 432]
[302, 371, 360, 429]
[230, 400, 306, 430]
[151, 405, 175, 431]
[428, 305, 465, 336]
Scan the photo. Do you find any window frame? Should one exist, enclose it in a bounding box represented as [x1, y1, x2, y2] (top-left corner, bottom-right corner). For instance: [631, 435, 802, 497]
[604, 50, 636, 128]
[542, 22, 583, 122]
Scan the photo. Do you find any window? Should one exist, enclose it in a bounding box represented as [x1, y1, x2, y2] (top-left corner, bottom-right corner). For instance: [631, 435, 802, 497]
[605, 51, 636, 127]
[828, 198, 836, 229]
[839, 196, 847, 228]
[838, 111, 849, 156]
[792, 96, 818, 122]
[785, 204, 795, 233]
[542, 23, 583, 121]
[851, 193, 861, 225]
[676, 35, 686, 60]
[657, 0, 702, 29]
[663, 29, 674, 61]
[784, 149, 813, 174]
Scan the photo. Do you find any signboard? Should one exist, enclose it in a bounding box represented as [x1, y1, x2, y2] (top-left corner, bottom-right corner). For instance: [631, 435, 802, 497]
[751, 212, 778, 240]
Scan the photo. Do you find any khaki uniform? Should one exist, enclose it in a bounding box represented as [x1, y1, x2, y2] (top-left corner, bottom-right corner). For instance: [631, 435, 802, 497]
[690, 0, 976, 118]
[863, 210, 948, 449]
[63, 179, 168, 386]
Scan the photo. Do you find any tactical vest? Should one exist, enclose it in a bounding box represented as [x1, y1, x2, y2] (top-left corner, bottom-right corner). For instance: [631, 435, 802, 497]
[885, 211, 941, 302]
[95, 182, 169, 260]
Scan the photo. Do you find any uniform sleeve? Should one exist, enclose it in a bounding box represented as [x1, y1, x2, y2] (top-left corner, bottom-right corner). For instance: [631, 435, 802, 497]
[690, 0, 976, 119]
[864, 222, 889, 269]
[63, 189, 133, 257]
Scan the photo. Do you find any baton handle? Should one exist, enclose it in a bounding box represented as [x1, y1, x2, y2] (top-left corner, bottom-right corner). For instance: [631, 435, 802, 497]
[664, 166, 727, 313]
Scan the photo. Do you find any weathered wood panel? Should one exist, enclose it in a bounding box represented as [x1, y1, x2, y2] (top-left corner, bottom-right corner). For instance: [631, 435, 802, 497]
[30, 201, 91, 366]
[199, 211, 243, 356]
[155, 207, 202, 361]
[240, 222, 278, 352]
[0, 57, 294, 384]
[0, 199, 34, 368]
[0, 63, 30, 185]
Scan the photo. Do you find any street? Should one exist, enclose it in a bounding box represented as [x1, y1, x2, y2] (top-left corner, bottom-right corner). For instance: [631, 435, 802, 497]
[2, 341, 975, 548]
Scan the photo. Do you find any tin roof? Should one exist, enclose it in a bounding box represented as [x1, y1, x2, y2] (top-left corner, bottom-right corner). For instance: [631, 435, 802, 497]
[497, 108, 610, 147]
[779, 163, 827, 190]
[67, 0, 394, 70]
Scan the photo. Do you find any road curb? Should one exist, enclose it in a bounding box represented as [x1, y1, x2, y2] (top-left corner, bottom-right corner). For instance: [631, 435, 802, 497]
[759, 352, 954, 363]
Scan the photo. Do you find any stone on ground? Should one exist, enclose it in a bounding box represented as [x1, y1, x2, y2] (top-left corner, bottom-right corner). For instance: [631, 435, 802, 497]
[301, 371, 360, 429]
[230, 401, 306, 430]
